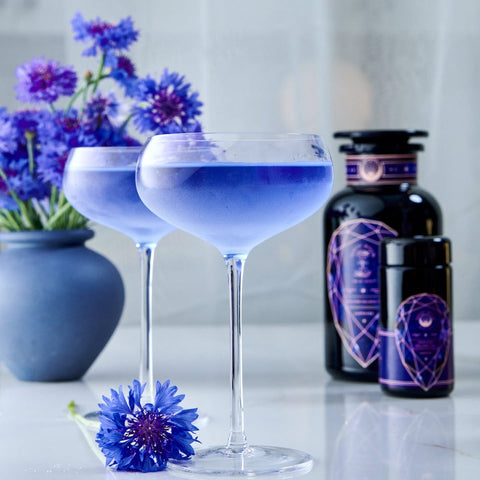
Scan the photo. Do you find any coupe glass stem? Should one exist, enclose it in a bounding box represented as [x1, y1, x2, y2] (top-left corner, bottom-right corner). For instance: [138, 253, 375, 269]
[137, 242, 156, 403]
[224, 254, 249, 453]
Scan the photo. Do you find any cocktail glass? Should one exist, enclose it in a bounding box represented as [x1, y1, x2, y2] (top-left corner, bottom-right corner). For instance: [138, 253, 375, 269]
[136, 132, 334, 476]
[64, 146, 175, 404]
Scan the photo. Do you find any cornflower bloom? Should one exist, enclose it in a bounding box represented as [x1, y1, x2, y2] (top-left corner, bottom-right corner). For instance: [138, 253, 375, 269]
[71, 12, 138, 65]
[132, 69, 202, 134]
[96, 379, 199, 472]
[15, 57, 77, 104]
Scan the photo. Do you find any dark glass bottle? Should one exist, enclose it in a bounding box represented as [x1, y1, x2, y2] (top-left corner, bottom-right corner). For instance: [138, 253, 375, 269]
[379, 236, 453, 398]
[324, 130, 442, 382]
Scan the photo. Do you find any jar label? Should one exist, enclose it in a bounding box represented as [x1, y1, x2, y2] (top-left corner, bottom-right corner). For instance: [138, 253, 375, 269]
[346, 154, 417, 185]
[379, 293, 454, 391]
[327, 219, 398, 367]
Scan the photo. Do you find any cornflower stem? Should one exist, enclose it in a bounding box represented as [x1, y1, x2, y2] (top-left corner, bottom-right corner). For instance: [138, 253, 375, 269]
[44, 192, 71, 230]
[0, 176, 87, 231]
[49, 186, 58, 216]
[0, 167, 36, 230]
[79, 82, 90, 117]
[33, 198, 49, 222]
[25, 131, 35, 174]
[67, 401, 104, 464]
[66, 207, 88, 230]
[92, 53, 106, 94]
[25, 199, 43, 229]
[64, 86, 86, 114]
[119, 112, 134, 134]
[0, 209, 23, 231]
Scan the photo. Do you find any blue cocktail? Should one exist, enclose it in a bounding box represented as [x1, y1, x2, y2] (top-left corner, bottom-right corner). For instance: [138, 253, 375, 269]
[64, 147, 175, 402]
[136, 133, 333, 476]
[138, 163, 331, 255]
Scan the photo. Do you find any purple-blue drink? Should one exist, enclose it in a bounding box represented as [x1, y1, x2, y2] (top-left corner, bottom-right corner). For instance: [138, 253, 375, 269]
[64, 166, 174, 244]
[137, 134, 333, 475]
[137, 163, 333, 255]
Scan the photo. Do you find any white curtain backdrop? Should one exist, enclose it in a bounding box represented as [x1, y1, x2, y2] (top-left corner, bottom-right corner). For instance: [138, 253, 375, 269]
[0, 0, 478, 324]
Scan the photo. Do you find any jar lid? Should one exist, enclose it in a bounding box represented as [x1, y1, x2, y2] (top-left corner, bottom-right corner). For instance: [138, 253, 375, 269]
[334, 130, 428, 154]
[381, 236, 451, 267]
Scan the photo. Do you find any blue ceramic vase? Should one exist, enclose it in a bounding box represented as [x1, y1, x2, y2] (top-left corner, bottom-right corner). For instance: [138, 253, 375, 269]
[0, 229, 124, 381]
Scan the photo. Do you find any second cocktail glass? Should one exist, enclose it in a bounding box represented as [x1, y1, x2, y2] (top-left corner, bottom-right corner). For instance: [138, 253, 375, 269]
[136, 132, 334, 476]
[64, 146, 175, 402]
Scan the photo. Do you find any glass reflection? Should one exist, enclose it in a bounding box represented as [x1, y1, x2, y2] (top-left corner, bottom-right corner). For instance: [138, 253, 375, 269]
[325, 381, 455, 480]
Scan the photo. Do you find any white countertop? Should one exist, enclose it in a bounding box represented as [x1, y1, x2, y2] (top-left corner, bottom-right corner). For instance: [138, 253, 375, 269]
[1, 320, 479, 479]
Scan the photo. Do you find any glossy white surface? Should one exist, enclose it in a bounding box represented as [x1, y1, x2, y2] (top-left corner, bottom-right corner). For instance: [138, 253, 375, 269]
[0, 321, 479, 479]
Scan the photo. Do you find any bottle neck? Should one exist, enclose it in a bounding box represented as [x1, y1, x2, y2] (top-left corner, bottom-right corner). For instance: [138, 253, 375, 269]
[346, 153, 418, 186]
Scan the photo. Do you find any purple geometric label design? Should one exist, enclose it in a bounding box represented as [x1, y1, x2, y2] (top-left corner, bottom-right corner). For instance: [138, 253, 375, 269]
[346, 154, 417, 186]
[327, 219, 398, 367]
[395, 293, 452, 391]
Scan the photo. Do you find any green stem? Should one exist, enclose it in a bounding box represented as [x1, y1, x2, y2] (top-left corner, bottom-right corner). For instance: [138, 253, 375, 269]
[25, 132, 35, 175]
[92, 53, 106, 94]
[64, 86, 86, 114]
[67, 401, 104, 464]
[31, 199, 49, 225]
[119, 112, 134, 134]
[0, 210, 23, 231]
[79, 83, 90, 117]
[0, 167, 37, 230]
[58, 189, 66, 206]
[49, 186, 58, 217]
[25, 199, 43, 229]
[67, 208, 88, 230]
[44, 201, 72, 230]
[0, 216, 15, 230]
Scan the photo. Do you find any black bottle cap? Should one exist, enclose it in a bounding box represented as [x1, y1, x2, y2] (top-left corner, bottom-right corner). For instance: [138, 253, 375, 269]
[334, 130, 428, 154]
[381, 236, 451, 267]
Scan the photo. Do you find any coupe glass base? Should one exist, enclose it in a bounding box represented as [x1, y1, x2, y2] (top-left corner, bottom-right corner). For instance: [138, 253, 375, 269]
[168, 445, 313, 477]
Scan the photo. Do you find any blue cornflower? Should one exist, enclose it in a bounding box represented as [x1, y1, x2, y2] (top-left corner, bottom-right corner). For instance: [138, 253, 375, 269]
[36, 149, 69, 190]
[71, 12, 139, 63]
[8, 169, 50, 202]
[2, 109, 43, 160]
[15, 57, 77, 105]
[132, 69, 203, 134]
[83, 92, 119, 127]
[96, 379, 199, 472]
[110, 55, 138, 97]
[0, 110, 54, 204]
[0, 110, 17, 154]
[0, 152, 20, 209]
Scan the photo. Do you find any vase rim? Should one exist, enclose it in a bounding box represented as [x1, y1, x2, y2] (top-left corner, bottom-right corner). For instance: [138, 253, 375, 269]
[0, 229, 94, 246]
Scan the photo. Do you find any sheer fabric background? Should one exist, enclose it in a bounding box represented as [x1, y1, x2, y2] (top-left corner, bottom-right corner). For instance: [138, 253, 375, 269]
[0, 0, 477, 324]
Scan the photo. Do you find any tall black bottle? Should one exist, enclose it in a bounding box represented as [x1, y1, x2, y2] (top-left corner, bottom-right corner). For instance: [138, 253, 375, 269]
[324, 130, 442, 381]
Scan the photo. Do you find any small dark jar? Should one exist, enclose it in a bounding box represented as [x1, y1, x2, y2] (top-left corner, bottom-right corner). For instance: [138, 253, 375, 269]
[379, 236, 453, 398]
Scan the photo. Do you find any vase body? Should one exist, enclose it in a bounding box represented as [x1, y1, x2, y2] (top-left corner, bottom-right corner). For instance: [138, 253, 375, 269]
[0, 229, 124, 381]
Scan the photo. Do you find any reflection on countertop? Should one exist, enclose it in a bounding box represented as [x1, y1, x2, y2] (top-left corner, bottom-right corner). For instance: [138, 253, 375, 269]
[0, 321, 479, 479]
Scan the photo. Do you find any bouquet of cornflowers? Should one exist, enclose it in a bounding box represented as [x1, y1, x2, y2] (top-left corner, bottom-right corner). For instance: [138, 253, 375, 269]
[0, 13, 202, 231]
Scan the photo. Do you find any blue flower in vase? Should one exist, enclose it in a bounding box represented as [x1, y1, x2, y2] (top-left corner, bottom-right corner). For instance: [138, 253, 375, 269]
[71, 12, 139, 67]
[110, 55, 138, 97]
[14, 57, 77, 104]
[132, 69, 203, 134]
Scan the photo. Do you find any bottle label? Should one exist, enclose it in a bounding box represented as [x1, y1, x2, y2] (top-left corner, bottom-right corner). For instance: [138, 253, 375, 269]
[327, 219, 398, 367]
[379, 293, 454, 391]
[346, 154, 417, 185]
